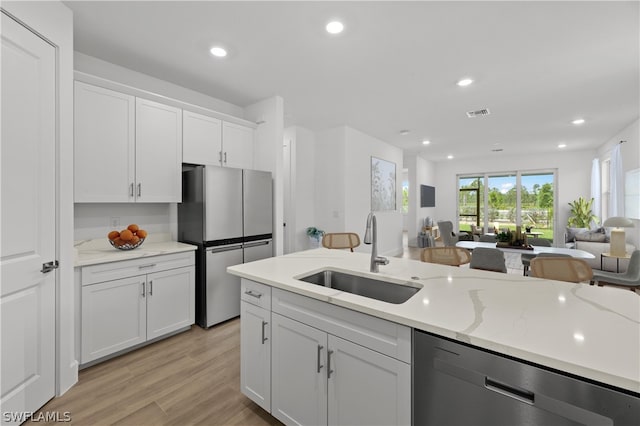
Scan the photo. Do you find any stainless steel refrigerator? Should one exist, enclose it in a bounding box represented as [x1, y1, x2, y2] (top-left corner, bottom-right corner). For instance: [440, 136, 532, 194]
[178, 165, 273, 328]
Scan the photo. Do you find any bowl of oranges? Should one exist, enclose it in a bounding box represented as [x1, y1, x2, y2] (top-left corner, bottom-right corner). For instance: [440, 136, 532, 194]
[108, 224, 148, 250]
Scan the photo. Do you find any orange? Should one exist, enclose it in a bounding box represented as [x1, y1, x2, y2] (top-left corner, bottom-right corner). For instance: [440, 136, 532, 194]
[113, 238, 126, 246]
[127, 224, 139, 233]
[120, 229, 134, 241]
[108, 230, 120, 241]
[136, 229, 148, 239]
[130, 235, 140, 245]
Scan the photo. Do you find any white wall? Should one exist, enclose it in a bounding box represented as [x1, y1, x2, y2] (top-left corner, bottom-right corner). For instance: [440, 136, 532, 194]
[283, 126, 317, 253]
[74, 52, 244, 117]
[244, 96, 285, 255]
[597, 118, 640, 248]
[74, 204, 173, 241]
[3, 0, 77, 395]
[403, 153, 437, 246]
[434, 149, 596, 245]
[313, 126, 403, 256]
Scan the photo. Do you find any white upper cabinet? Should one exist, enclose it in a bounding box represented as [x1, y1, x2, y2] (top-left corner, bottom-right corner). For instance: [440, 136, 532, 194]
[74, 81, 182, 203]
[182, 110, 222, 165]
[135, 98, 182, 202]
[74, 82, 135, 202]
[222, 121, 254, 169]
[183, 110, 254, 169]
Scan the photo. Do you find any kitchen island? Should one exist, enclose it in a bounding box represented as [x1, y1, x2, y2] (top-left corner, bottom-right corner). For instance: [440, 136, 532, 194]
[228, 248, 639, 425]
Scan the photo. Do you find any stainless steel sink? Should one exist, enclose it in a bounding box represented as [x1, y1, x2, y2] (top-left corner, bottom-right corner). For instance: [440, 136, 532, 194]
[298, 269, 420, 304]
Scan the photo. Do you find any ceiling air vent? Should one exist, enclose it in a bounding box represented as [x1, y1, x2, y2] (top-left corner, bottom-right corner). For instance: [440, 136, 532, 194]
[466, 108, 491, 118]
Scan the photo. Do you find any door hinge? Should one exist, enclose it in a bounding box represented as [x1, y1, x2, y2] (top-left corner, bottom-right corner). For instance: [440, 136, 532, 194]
[40, 260, 59, 273]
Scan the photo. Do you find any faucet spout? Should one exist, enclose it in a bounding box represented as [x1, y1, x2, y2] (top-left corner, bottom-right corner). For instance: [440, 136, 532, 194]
[364, 212, 389, 272]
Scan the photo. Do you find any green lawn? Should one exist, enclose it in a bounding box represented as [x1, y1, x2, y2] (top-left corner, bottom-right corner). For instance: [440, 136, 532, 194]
[459, 223, 555, 241]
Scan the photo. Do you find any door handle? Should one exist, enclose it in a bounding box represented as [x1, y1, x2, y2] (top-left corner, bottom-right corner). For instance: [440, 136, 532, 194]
[261, 321, 268, 344]
[244, 290, 262, 299]
[40, 260, 59, 273]
[327, 349, 334, 379]
[317, 345, 324, 373]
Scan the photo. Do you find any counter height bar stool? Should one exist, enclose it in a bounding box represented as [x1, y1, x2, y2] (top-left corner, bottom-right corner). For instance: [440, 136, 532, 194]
[591, 250, 640, 293]
[521, 238, 552, 276]
[530, 257, 593, 283]
[322, 232, 361, 252]
[420, 247, 471, 267]
[469, 247, 507, 273]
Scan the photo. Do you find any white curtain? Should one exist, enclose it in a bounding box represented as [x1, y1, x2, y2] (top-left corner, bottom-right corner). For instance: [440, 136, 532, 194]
[590, 158, 601, 222]
[609, 144, 624, 217]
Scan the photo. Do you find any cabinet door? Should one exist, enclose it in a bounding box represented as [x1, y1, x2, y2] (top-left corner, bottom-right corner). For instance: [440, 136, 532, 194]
[271, 313, 327, 426]
[183, 110, 222, 165]
[327, 335, 411, 426]
[135, 98, 182, 202]
[240, 301, 271, 411]
[146, 266, 195, 340]
[222, 121, 254, 169]
[81, 276, 146, 364]
[74, 82, 135, 202]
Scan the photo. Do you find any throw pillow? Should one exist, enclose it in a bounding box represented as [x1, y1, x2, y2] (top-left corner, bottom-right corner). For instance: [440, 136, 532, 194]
[565, 227, 588, 243]
[575, 229, 607, 243]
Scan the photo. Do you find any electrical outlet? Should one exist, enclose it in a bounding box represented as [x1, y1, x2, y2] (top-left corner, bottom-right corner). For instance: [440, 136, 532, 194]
[110, 217, 120, 228]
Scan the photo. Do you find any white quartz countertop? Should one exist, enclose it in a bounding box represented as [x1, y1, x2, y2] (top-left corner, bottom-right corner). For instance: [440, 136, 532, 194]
[227, 248, 640, 394]
[74, 237, 197, 267]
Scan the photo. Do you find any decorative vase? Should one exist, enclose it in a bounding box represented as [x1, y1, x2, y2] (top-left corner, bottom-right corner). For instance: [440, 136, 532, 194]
[309, 236, 321, 248]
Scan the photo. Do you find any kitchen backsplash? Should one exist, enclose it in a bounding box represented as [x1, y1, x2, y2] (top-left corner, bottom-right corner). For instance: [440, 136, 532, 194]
[74, 203, 177, 241]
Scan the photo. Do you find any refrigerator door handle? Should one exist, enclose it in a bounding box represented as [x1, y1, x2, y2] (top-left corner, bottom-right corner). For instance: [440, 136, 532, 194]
[243, 240, 271, 248]
[207, 244, 243, 254]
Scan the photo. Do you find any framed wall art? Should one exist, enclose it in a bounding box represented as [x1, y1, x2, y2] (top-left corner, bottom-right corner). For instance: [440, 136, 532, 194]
[371, 156, 396, 211]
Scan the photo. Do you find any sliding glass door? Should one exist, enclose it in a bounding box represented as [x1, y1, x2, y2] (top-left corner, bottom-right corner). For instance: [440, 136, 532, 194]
[458, 170, 556, 242]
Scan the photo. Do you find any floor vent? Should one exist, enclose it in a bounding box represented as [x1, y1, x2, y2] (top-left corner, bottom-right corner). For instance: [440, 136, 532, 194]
[466, 108, 491, 118]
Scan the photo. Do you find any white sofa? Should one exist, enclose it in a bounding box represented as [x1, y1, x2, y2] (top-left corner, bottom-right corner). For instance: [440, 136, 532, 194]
[574, 241, 636, 272]
[565, 227, 636, 272]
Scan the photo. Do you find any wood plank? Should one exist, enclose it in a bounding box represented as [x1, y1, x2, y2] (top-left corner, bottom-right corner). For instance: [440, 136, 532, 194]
[25, 319, 281, 425]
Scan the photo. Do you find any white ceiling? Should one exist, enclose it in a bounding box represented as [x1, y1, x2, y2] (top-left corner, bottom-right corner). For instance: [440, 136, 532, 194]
[64, 1, 639, 162]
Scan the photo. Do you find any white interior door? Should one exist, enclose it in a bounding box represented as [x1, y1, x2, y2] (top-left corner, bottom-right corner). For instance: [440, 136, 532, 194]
[1, 11, 56, 421]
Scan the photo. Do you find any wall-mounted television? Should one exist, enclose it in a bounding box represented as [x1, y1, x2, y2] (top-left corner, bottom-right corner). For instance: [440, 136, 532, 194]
[420, 185, 435, 207]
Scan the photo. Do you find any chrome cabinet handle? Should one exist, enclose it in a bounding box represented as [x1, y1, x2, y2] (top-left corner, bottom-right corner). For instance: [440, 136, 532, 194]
[141, 282, 145, 297]
[139, 263, 157, 269]
[224, 152, 227, 164]
[244, 290, 262, 299]
[317, 345, 324, 373]
[130, 183, 134, 197]
[137, 183, 141, 197]
[261, 321, 268, 344]
[327, 349, 334, 379]
[149, 280, 153, 296]
[219, 151, 222, 164]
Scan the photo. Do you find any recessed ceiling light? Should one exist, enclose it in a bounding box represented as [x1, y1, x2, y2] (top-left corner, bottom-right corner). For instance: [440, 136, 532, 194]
[400, 130, 410, 136]
[571, 118, 585, 125]
[422, 140, 430, 145]
[447, 155, 454, 159]
[457, 78, 473, 87]
[209, 46, 227, 57]
[326, 21, 344, 34]
[558, 143, 567, 148]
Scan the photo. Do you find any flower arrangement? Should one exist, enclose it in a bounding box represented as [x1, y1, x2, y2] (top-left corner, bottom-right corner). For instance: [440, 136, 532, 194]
[306, 226, 325, 241]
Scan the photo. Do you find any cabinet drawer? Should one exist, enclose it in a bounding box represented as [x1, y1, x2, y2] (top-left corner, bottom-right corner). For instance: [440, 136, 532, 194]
[272, 288, 410, 363]
[241, 279, 271, 309]
[81, 251, 195, 286]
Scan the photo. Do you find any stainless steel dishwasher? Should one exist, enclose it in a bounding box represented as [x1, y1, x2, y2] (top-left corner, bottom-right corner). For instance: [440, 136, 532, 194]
[413, 330, 640, 425]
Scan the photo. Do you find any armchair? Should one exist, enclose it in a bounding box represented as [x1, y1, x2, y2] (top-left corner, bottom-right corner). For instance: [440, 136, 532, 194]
[437, 221, 470, 247]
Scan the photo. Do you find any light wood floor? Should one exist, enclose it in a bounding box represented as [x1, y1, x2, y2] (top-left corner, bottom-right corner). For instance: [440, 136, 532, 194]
[28, 319, 282, 426]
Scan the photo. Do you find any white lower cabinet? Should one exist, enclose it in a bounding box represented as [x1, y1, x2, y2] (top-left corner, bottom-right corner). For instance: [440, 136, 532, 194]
[80, 252, 195, 365]
[240, 301, 271, 411]
[240, 279, 411, 426]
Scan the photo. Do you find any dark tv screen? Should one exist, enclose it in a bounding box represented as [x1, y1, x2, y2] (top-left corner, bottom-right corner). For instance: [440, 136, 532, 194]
[420, 185, 435, 207]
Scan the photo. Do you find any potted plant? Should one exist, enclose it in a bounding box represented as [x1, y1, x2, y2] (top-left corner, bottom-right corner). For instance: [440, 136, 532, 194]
[567, 197, 599, 228]
[306, 227, 325, 248]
